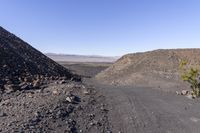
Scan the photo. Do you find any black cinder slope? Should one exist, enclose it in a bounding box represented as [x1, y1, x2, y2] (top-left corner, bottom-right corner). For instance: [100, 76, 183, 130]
[0, 26, 80, 88]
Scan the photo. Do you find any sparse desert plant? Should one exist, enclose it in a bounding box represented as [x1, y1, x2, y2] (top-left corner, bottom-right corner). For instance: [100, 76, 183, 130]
[179, 59, 200, 97]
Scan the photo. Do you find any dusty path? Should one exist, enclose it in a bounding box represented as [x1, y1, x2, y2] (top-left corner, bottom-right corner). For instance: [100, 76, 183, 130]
[87, 80, 200, 133]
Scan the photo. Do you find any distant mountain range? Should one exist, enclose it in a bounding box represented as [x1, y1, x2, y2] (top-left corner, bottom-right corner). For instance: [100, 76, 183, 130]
[45, 53, 120, 62]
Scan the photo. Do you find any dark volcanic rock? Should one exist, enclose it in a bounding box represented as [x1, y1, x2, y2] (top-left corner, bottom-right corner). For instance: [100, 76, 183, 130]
[0, 27, 110, 133]
[0, 26, 81, 91]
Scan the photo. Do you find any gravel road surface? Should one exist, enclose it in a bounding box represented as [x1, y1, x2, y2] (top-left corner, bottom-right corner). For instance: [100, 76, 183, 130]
[89, 80, 200, 133]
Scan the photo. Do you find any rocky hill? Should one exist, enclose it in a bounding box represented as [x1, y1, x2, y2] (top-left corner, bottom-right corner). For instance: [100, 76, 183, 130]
[96, 49, 200, 89]
[0, 26, 80, 93]
[0, 27, 110, 132]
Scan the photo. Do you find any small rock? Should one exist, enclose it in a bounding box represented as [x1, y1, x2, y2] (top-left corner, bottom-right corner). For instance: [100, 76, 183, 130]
[0, 112, 7, 117]
[6, 79, 12, 84]
[28, 93, 34, 98]
[19, 83, 33, 90]
[7, 123, 12, 126]
[83, 89, 90, 95]
[60, 80, 67, 84]
[56, 110, 62, 118]
[66, 97, 73, 103]
[176, 91, 180, 95]
[66, 84, 75, 88]
[89, 114, 95, 119]
[66, 119, 76, 127]
[66, 94, 80, 104]
[100, 106, 108, 112]
[52, 90, 59, 95]
[24, 77, 33, 82]
[18, 127, 24, 133]
[55, 81, 59, 84]
[0, 99, 10, 106]
[33, 80, 40, 88]
[66, 90, 73, 96]
[4, 84, 19, 93]
[30, 117, 41, 126]
[66, 104, 74, 113]
[90, 121, 98, 126]
[181, 90, 189, 95]
[34, 111, 41, 118]
[81, 85, 86, 89]
[3, 64, 7, 68]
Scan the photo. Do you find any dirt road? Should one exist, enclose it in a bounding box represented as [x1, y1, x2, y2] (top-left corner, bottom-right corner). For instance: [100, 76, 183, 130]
[88, 80, 200, 133]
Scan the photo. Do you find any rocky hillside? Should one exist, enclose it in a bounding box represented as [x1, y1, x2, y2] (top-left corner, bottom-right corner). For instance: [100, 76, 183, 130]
[96, 49, 200, 88]
[0, 27, 110, 132]
[0, 26, 80, 93]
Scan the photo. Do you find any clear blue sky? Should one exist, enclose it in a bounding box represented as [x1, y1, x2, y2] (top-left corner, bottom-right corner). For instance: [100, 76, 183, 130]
[0, 0, 200, 56]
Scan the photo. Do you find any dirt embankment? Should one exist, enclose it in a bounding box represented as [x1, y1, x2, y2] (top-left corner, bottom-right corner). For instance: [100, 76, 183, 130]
[96, 49, 200, 90]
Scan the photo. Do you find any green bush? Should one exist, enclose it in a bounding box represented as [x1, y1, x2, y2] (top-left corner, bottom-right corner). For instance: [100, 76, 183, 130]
[179, 59, 200, 97]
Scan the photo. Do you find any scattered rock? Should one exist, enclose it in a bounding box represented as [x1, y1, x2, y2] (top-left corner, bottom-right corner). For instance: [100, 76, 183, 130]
[56, 110, 67, 118]
[33, 80, 41, 89]
[0, 99, 10, 106]
[4, 84, 20, 93]
[52, 90, 60, 95]
[65, 119, 76, 132]
[100, 106, 108, 112]
[27, 93, 34, 98]
[89, 114, 95, 120]
[34, 111, 41, 118]
[181, 90, 189, 95]
[59, 80, 67, 84]
[83, 89, 90, 95]
[66, 94, 80, 104]
[90, 120, 98, 126]
[19, 83, 33, 90]
[176, 91, 180, 95]
[24, 77, 33, 83]
[0, 112, 7, 117]
[66, 97, 73, 103]
[29, 117, 41, 126]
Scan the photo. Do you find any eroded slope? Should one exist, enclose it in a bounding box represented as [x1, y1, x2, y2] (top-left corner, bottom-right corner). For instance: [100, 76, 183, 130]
[96, 49, 200, 89]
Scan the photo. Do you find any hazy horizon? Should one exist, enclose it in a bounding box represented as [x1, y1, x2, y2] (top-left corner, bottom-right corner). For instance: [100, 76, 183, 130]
[1, 0, 200, 56]
[44, 48, 200, 57]
[45, 52, 120, 57]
